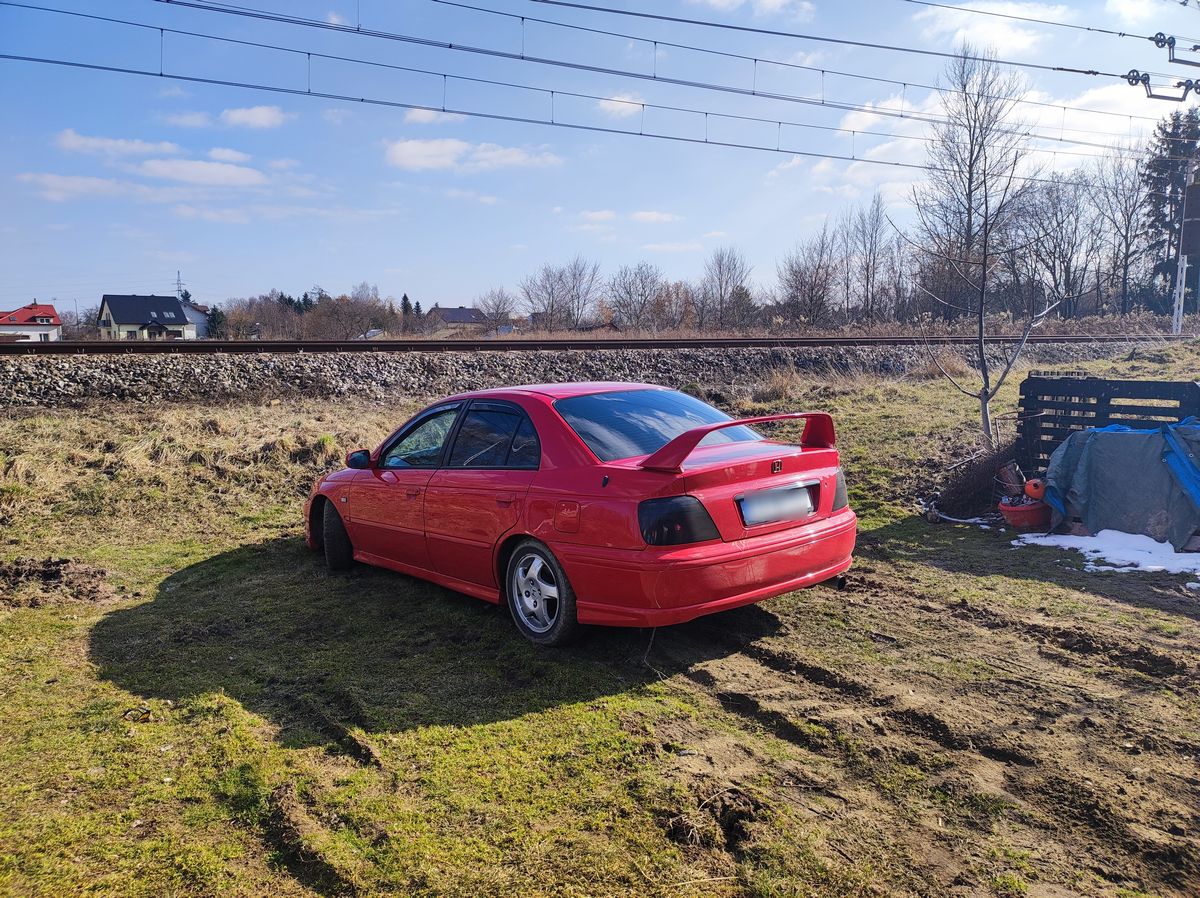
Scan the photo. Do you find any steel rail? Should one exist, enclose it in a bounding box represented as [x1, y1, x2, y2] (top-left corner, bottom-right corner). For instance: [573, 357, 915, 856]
[0, 335, 1188, 355]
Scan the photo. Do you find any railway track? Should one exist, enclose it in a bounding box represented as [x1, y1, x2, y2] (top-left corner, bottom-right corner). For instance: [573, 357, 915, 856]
[0, 333, 1187, 355]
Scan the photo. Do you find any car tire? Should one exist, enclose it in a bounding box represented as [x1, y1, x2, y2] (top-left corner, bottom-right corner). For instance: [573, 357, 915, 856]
[322, 501, 354, 571]
[505, 539, 581, 647]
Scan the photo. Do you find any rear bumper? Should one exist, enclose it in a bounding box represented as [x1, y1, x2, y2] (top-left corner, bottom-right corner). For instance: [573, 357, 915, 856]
[556, 509, 856, 627]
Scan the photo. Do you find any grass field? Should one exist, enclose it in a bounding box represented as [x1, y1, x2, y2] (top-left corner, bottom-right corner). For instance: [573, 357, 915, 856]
[1, 343, 1197, 897]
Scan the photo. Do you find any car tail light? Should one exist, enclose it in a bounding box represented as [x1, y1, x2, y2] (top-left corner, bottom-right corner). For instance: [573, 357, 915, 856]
[638, 496, 720, 546]
[832, 468, 849, 511]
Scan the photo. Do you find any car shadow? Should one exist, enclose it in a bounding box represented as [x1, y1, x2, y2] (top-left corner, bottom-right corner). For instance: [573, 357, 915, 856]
[859, 516, 1200, 624]
[89, 536, 779, 752]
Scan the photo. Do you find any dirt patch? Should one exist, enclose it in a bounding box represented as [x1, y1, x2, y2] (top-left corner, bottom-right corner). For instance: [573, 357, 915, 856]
[0, 557, 117, 609]
[266, 782, 358, 897]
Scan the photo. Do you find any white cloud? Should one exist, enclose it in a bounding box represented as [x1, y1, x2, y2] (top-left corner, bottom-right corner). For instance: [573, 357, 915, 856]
[172, 204, 251, 224]
[268, 158, 301, 170]
[631, 210, 682, 223]
[767, 155, 805, 179]
[597, 93, 644, 118]
[384, 139, 562, 172]
[913, 2, 1069, 57]
[446, 188, 499, 204]
[322, 108, 349, 125]
[642, 241, 703, 252]
[158, 85, 188, 98]
[404, 108, 467, 124]
[581, 209, 617, 221]
[208, 147, 251, 163]
[56, 129, 181, 157]
[164, 111, 212, 128]
[326, 11, 347, 25]
[702, 230, 727, 238]
[138, 158, 267, 186]
[17, 173, 126, 202]
[1104, 0, 1155, 25]
[219, 105, 293, 129]
[689, 0, 815, 19]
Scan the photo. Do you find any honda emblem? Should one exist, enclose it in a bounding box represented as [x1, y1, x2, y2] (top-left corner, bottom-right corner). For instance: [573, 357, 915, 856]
[771, 459, 783, 474]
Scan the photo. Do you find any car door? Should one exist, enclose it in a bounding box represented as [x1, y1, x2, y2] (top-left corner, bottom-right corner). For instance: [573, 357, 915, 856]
[425, 401, 541, 588]
[348, 403, 461, 571]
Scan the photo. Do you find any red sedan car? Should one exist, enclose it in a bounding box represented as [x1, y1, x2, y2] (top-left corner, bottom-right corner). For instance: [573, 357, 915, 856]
[305, 382, 855, 646]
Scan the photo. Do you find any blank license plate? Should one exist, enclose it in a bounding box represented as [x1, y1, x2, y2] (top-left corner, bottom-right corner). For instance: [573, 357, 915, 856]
[739, 485, 814, 526]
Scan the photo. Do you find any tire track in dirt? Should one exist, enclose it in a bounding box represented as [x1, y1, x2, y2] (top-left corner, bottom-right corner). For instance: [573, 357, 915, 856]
[654, 575, 1200, 896]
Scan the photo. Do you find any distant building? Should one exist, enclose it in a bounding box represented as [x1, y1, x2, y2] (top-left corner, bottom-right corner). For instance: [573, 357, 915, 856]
[0, 302, 62, 342]
[180, 300, 210, 338]
[426, 304, 485, 328]
[98, 294, 197, 340]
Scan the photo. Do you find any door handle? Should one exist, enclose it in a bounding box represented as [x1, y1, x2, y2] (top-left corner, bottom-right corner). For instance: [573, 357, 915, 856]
[405, 488, 421, 498]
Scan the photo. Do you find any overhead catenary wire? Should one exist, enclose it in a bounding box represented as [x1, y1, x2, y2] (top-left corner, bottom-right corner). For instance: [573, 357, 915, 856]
[0, 1, 1179, 163]
[0, 50, 1184, 198]
[153, 0, 1180, 143]
[122, 0, 1189, 153]
[527, 0, 1177, 80]
[428, 0, 1165, 130]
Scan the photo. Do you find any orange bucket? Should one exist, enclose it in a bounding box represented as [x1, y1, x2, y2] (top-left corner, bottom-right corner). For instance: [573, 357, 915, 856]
[998, 500, 1050, 529]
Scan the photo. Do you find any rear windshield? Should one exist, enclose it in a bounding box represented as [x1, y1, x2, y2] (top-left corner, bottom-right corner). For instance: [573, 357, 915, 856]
[555, 389, 760, 462]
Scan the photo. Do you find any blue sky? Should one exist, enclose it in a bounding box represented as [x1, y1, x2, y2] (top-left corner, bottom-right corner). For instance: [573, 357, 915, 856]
[1, 0, 1195, 313]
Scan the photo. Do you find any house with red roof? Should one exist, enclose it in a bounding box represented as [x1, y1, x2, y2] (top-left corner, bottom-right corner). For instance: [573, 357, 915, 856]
[0, 303, 62, 342]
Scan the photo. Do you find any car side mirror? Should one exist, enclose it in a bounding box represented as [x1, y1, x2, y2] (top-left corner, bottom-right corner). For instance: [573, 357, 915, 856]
[346, 449, 371, 469]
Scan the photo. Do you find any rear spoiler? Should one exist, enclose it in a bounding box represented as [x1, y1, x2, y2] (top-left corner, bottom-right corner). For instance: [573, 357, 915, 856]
[639, 412, 835, 473]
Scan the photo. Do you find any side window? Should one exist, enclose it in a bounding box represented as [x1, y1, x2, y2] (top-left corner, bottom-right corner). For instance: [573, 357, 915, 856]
[507, 416, 540, 467]
[382, 407, 459, 469]
[448, 405, 541, 468]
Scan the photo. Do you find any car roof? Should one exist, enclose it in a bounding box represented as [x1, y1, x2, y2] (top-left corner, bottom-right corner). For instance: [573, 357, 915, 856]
[441, 382, 668, 403]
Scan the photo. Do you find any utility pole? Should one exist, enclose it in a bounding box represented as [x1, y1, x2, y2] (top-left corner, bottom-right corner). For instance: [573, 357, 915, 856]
[1174, 160, 1198, 335]
[175, 270, 185, 301]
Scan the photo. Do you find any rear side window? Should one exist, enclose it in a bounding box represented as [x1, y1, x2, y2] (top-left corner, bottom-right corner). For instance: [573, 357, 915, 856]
[555, 389, 760, 462]
[448, 405, 541, 468]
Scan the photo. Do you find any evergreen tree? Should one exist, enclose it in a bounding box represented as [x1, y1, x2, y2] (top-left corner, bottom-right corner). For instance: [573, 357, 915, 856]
[401, 293, 413, 317]
[413, 301, 423, 317]
[1142, 108, 1200, 298]
[205, 307, 227, 339]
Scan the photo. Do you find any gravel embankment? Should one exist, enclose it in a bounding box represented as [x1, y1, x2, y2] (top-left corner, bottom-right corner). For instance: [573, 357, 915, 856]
[0, 341, 1147, 406]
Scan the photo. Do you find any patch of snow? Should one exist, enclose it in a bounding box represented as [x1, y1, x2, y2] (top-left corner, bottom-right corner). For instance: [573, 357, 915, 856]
[1013, 529, 1200, 575]
[1187, 582, 1200, 590]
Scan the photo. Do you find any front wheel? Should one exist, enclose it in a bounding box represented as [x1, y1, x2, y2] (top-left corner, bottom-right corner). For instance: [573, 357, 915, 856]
[322, 501, 354, 571]
[505, 540, 580, 647]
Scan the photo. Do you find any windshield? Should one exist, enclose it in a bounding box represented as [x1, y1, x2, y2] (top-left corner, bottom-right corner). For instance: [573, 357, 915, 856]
[555, 389, 761, 462]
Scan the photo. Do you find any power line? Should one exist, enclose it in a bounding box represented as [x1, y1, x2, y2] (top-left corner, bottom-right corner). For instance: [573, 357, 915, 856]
[0, 51, 1176, 196]
[900, 0, 1200, 46]
[430, 0, 1164, 129]
[0, 2, 1170, 163]
[130, 0, 1178, 152]
[528, 0, 1168, 80]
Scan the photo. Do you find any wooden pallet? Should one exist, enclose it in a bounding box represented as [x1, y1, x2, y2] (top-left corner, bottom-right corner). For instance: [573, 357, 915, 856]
[1016, 374, 1200, 473]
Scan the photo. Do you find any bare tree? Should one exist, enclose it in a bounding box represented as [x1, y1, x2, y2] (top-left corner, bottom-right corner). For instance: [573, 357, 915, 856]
[608, 262, 664, 330]
[475, 287, 516, 332]
[910, 47, 1047, 448]
[701, 246, 752, 328]
[778, 221, 838, 327]
[1090, 149, 1150, 315]
[1022, 172, 1100, 319]
[560, 255, 604, 329]
[853, 192, 889, 322]
[521, 263, 567, 331]
[652, 280, 696, 330]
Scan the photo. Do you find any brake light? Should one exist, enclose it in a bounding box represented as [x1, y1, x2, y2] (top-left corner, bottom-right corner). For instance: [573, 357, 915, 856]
[638, 496, 720, 546]
[832, 468, 849, 511]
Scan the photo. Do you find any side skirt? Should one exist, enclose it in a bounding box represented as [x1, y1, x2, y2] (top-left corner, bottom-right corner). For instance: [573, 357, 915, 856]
[353, 550, 502, 605]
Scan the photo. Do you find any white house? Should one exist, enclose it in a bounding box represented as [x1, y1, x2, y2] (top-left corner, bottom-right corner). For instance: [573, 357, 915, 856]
[98, 295, 197, 341]
[0, 303, 62, 342]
